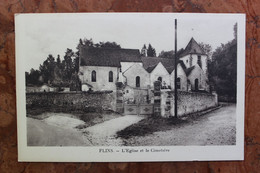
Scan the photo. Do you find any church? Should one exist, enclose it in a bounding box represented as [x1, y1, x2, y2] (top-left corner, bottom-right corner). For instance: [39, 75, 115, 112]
[78, 38, 210, 104]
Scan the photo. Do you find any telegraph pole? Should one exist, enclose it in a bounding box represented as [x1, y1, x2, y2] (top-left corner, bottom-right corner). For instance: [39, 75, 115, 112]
[174, 19, 178, 118]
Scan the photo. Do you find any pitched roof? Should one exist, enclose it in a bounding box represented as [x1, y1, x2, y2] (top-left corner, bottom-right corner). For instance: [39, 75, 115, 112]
[141, 56, 176, 73]
[80, 47, 141, 67]
[146, 64, 157, 73]
[185, 66, 195, 76]
[179, 37, 206, 58]
[141, 57, 186, 74]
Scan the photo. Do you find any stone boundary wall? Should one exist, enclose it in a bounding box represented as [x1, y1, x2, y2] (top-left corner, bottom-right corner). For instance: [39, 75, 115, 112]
[26, 91, 117, 112]
[161, 90, 218, 117]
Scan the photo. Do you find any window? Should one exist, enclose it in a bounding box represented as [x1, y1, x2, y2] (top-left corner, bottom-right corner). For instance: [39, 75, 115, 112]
[176, 77, 181, 89]
[189, 55, 193, 67]
[157, 77, 162, 82]
[109, 71, 113, 82]
[136, 76, 140, 88]
[186, 59, 188, 63]
[154, 99, 161, 104]
[195, 78, 199, 91]
[91, 70, 96, 82]
[197, 55, 202, 68]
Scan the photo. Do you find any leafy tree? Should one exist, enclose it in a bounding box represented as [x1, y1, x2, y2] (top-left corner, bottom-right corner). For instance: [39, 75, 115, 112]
[82, 38, 94, 47]
[98, 41, 121, 49]
[208, 23, 237, 101]
[158, 49, 184, 59]
[198, 42, 213, 59]
[39, 54, 56, 84]
[147, 43, 156, 57]
[75, 39, 83, 66]
[79, 38, 83, 46]
[25, 72, 29, 85]
[62, 48, 74, 85]
[233, 23, 237, 40]
[158, 50, 174, 59]
[70, 72, 81, 91]
[25, 69, 42, 86]
[51, 55, 63, 86]
[80, 38, 121, 49]
[209, 41, 237, 100]
[73, 56, 79, 73]
[56, 55, 61, 66]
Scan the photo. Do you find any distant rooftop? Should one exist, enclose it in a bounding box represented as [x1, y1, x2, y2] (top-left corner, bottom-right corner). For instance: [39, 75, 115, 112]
[80, 47, 141, 67]
[141, 56, 186, 74]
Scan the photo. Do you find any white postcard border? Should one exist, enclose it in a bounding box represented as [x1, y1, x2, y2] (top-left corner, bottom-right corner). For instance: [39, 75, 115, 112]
[16, 13, 245, 162]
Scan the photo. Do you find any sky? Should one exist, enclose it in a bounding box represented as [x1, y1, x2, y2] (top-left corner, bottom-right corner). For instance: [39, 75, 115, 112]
[16, 13, 238, 72]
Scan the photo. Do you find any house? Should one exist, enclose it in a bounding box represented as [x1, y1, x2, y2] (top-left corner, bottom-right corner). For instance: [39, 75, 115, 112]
[26, 84, 56, 93]
[78, 37, 209, 94]
[26, 85, 41, 93]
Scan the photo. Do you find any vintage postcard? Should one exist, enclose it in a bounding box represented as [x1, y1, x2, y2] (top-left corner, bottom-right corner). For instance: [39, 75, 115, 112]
[16, 13, 245, 162]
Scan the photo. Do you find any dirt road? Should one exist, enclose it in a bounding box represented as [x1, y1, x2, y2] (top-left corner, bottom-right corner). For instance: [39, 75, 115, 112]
[27, 117, 91, 146]
[27, 114, 144, 146]
[84, 115, 144, 146]
[124, 104, 236, 146]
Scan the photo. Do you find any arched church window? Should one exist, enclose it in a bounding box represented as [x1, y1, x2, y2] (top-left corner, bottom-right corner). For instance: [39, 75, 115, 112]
[136, 76, 140, 88]
[91, 70, 96, 82]
[195, 78, 199, 91]
[157, 77, 162, 82]
[197, 55, 202, 68]
[177, 77, 181, 89]
[189, 55, 193, 67]
[109, 71, 113, 82]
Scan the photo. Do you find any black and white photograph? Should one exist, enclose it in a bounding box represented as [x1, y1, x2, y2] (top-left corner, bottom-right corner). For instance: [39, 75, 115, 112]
[16, 13, 245, 162]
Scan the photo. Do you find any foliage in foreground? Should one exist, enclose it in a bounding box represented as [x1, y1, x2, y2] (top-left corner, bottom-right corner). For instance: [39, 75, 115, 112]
[116, 116, 187, 139]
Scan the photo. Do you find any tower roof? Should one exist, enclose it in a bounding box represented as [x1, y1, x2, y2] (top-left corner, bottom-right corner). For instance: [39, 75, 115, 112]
[179, 37, 206, 57]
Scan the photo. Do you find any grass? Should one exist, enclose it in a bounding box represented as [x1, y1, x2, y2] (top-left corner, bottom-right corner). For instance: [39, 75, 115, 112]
[116, 116, 188, 139]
